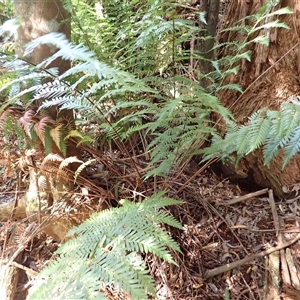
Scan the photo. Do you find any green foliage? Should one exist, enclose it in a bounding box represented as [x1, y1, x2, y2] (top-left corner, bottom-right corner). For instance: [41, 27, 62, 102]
[214, 5, 292, 89]
[0, 0, 297, 298]
[0, 0, 13, 19]
[202, 102, 300, 168]
[27, 194, 183, 300]
[1, 114, 31, 151]
[0, 0, 295, 176]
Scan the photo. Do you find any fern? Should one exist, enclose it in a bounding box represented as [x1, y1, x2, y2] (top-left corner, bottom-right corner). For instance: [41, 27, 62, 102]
[203, 102, 300, 168]
[282, 126, 300, 165]
[27, 194, 183, 300]
[74, 158, 95, 182]
[0, 0, 295, 178]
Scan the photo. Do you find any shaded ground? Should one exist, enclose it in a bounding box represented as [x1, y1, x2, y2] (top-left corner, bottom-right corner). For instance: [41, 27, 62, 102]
[152, 162, 300, 300]
[1, 139, 300, 299]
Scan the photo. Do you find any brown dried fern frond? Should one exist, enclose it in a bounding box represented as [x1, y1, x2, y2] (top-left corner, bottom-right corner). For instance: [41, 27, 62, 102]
[58, 156, 83, 180]
[59, 156, 83, 171]
[34, 116, 55, 144]
[37, 173, 48, 189]
[50, 124, 64, 150]
[73, 159, 95, 182]
[16, 151, 31, 172]
[0, 149, 18, 179]
[19, 109, 36, 136]
[0, 149, 12, 163]
[41, 153, 64, 170]
[15, 148, 42, 171]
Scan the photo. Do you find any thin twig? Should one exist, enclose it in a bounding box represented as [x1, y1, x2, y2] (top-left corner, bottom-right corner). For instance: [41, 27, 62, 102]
[174, 158, 217, 196]
[10, 171, 21, 220]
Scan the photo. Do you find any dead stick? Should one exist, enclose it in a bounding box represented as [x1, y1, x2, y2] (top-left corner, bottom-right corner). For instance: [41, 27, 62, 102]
[220, 188, 269, 205]
[268, 189, 279, 236]
[204, 233, 300, 279]
[11, 261, 38, 277]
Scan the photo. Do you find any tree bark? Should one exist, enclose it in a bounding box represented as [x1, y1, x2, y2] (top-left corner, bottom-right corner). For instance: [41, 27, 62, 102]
[14, 0, 70, 73]
[12, 0, 79, 229]
[218, 0, 300, 196]
[200, 0, 220, 76]
[14, 0, 75, 155]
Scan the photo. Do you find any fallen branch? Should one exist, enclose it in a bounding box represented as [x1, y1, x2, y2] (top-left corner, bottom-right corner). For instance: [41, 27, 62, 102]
[220, 188, 269, 205]
[204, 233, 300, 279]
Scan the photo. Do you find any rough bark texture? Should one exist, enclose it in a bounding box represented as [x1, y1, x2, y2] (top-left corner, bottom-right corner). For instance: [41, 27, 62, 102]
[14, 0, 75, 154]
[14, 0, 70, 73]
[0, 252, 26, 300]
[218, 0, 300, 196]
[12, 0, 78, 229]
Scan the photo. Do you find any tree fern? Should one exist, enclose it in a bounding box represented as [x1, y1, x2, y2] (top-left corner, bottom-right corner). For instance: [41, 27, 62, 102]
[27, 194, 183, 300]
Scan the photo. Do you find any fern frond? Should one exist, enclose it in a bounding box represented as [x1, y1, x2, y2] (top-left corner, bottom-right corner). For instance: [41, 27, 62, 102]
[25, 32, 154, 94]
[59, 156, 83, 171]
[248, 116, 272, 152]
[65, 129, 94, 146]
[28, 194, 182, 300]
[41, 153, 64, 170]
[206, 102, 300, 168]
[19, 109, 36, 136]
[50, 124, 64, 152]
[34, 116, 55, 145]
[38, 95, 77, 111]
[33, 80, 70, 99]
[74, 159, 96, 182]
[283, 126, 300, 167]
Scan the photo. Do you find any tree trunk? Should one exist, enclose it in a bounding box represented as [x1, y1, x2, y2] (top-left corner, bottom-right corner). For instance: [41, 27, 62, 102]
[14, 0, 74, 154]
[218, 0, 300, 196]
[0, 2, 81, 297]
[12, 0, 80, 238]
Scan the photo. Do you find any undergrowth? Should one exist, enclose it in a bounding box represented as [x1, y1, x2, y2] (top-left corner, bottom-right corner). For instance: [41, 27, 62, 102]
[27, 194, 183, 300]
[0, 0, 297, 299]
[0, 1, 294, 177]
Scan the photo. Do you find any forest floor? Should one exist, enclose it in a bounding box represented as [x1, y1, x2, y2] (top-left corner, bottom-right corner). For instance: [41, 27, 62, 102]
[152, 166, 300, 300]
[1, 142, 300, 300]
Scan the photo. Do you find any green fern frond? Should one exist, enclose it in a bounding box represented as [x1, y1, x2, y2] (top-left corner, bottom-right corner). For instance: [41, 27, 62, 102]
[205, 102, 300, 168]
[283, 126, 300, 167]
[28, 194, 182, 300]
[1, 0, 292, 182]
[263, 137, 281, 167]
[25, 32, 154, 93]
[44, 127, 53, 155]
[215, 83, 243, 92]
[50, 124, 65, 155]
[248, 116, 272, 152]
[65, 129, 94, 146]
